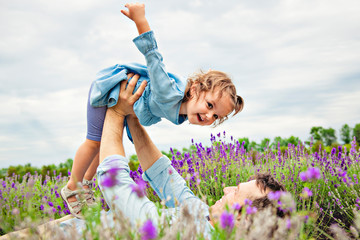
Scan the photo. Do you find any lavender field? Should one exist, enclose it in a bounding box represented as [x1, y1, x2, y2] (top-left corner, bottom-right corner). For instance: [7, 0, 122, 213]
[1, 133, 359, 239]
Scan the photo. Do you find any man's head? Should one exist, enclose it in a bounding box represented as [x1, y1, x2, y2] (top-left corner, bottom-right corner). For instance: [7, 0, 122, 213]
[209, 173, 286, 224]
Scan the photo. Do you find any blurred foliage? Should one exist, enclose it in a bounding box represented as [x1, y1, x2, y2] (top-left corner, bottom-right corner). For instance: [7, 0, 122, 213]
[340, 124, 352, 144]
[354, 123, 360, 146]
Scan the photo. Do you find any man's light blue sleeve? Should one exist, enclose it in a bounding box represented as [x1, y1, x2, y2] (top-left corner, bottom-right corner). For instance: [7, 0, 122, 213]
[142, 155, 211, 238]
[97, 155, 159, 225]
[142, 156, 207, 211]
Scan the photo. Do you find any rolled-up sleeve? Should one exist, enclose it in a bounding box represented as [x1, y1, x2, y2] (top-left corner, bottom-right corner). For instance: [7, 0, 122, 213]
[97, 155, 159, 225]
[142, 156, 207, 212]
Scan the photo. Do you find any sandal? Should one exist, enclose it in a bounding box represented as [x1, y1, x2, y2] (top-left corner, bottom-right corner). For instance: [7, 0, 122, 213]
[60, 185, 85, 219]
[82, 179, 97, 207]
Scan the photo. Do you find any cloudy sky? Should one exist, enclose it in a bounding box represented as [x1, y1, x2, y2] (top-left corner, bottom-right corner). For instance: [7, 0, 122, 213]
[1, 0, 359, 168]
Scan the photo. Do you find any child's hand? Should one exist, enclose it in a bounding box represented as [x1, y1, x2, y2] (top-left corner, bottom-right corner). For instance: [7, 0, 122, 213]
[121, 3, 150, 35]
[121, 3, 146, 24]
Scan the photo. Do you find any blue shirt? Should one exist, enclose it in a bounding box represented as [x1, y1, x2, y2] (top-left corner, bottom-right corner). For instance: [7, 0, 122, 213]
[90, 31, 188, 127]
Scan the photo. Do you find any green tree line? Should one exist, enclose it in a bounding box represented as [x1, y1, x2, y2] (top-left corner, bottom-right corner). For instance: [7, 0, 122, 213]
[1, 123, 359, 180]
[0, 159, 73, 182]
[238, 123, 360, 152]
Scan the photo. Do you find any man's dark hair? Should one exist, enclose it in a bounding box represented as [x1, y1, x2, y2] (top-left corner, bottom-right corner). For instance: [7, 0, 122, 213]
[251, 173, 287, 218]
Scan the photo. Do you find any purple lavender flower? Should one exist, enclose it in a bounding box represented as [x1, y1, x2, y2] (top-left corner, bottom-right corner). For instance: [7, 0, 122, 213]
[304, 215, 309, 224]
[338, 170, 346, 178]
[268, 191, 282, 200]
[307, 167, 321, 179]
[299, 172, 308, 181]
[246, 206, 257, 215]
[299, 167, 321, 182]
[140, 219, 158, 240]
[244, 199, 253, 206]
[196, 178, 201, 185]
[101, 167, 120, 188]
[101, 177, 118, 188]
[40, 204, 44, 211]
[232, 203, 241, 210]
[302, 187, 313, 198]
[286, 218, 291, 229]
[331, 148, 336, 155]
[220, 211, 234, 231]
[48, 201, 54, 207]
[131, 180, 146, 198]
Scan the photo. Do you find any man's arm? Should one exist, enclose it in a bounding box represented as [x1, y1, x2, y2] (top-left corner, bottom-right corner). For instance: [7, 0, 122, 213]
[99, 74, 147, 164]
[121, 3, 151, 35]
[99, 109, 126, 164]
[126, 115, 162, 171]
[110, 76, 207, 213]
[107, 75, 162, 170]
[126, 115, 209, 213]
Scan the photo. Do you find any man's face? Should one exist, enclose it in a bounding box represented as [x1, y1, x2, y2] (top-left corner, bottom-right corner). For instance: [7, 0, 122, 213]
[184, 88, 234, 126]
[209, 180, 268, 222]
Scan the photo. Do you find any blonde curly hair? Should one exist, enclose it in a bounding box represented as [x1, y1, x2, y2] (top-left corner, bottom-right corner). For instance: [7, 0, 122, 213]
[182, 70, 244, 126]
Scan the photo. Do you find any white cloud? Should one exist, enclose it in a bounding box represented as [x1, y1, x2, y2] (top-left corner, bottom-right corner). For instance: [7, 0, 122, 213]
[0, 0, 360, 168]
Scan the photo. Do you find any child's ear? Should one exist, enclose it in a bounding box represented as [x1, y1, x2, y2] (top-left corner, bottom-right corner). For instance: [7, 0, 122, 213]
[189, 84, 198, 98]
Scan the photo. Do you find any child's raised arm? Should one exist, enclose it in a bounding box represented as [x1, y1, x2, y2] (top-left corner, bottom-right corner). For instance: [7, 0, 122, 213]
[121, 3, 151, 35]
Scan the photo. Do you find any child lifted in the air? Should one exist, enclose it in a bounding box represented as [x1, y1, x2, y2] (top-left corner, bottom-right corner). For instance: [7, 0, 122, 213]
[61, 3, 244, 218]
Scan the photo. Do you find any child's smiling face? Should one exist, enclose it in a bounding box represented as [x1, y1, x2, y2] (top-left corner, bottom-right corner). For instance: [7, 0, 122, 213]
[181, 87, 234, 126]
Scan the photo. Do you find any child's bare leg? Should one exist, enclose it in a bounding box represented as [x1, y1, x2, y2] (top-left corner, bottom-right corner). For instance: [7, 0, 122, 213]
[66, 139, 100, 202]
[83, 153, 99, 187]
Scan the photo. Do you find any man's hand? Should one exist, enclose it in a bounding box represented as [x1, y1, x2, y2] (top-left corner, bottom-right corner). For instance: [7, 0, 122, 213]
[100, 74, 146, 162]
[109, 73, 147, 117]
[121, 3, 151, 35]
